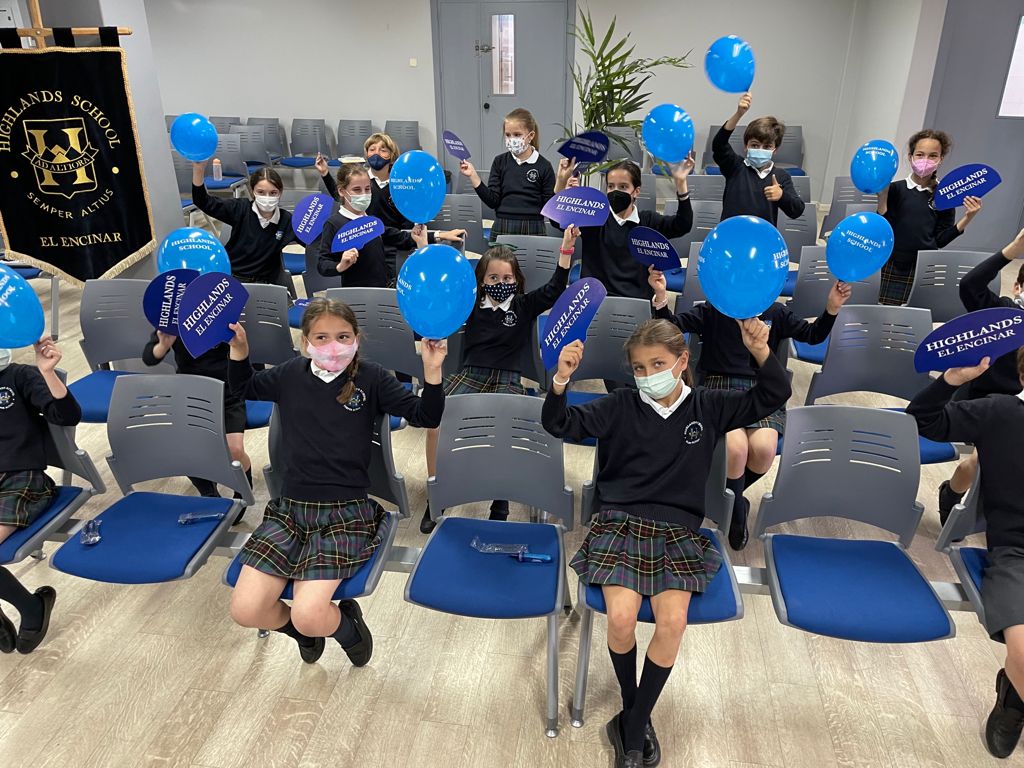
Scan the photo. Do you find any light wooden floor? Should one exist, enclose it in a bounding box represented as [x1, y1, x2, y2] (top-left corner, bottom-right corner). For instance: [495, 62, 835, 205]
[1, 255, 1021, 768]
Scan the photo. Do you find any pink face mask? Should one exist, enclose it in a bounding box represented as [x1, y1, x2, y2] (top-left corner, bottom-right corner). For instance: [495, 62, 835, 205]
[306, 339, 358, 372]
[911, 157, 939, 177]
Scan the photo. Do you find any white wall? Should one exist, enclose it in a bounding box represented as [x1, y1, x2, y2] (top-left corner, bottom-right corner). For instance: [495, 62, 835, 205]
[144, 0, 438, 153]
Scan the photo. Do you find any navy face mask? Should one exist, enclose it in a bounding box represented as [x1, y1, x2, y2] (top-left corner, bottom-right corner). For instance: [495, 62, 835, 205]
[483, 282, 517, 304]
[367, 154, 390, 171]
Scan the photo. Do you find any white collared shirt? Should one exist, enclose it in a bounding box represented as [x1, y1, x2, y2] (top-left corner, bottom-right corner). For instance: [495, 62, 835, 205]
[371, 173, 389, 188]
[513, 147, 540, 166]
[905, 175, 930, 192]
[481, 294, 514, 312]
[310, 359, 343, 383]
[338, 204, 362, 221]
[743, 158, 774, 179]
[638, 381, 691, 419]
[612, 206, 641, 226]
[252, 202, 281, 229]
[1017, 388, 1024, 403]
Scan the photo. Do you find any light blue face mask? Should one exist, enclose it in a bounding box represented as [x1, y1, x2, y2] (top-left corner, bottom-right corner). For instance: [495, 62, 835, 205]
[635, 359, 682, 400]
[746, 147, 773, 168]
[0, 349, 10, 370]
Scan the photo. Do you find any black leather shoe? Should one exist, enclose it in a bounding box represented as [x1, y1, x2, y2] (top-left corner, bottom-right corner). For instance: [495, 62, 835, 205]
[420, 505, 437, 534]
[606, 713, 626, 763]
[298, 636, 326, 664]
[0, 609, 14, 654]
[938, 481, 965, 531]
[986, 668, 1024, 758]
[16, 586, 56, 654]
[643, 720, 661, 766]
[622, 750, 644, 768]
[337, 599, 373, 667]
[488, 500, 509, 521]
[728, 495, 750, 551]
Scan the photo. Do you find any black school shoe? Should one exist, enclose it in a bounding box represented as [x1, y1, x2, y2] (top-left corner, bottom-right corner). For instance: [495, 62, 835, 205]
[0, 609, 14, 653]
[420, 505, 437, 534]
[606, 713, 627, 763]
[337, 599, 373, 667]
[298, 636, 326, 664]
[16, 586, 56, 654]
[643, 721, 661, 766]
[622, 751, 644, 768]
[728, 495, 750, 551]
[938, 480, 965, 528]
[986, 668, 1024, 758]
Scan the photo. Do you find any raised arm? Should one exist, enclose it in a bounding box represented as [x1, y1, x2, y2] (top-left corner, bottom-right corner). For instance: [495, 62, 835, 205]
[190, 161, 246, 225]
[468, 157, 504, 210]
[226, 322, 285, 402]
[541, 341, 618, 442]
[25, 338, 81, 426]
[781, 281, 849, 342]
[375, 340, 446, 429]
[907, 359, 992, 443]
[712, 93, 750, 176]
[521, 226, 577, 319]
[960, 230, 1024, 311]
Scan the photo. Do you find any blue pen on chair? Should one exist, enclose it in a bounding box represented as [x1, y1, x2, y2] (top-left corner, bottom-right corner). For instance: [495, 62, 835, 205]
[470, 536, 552, 564]
[178, 510, 227, 525]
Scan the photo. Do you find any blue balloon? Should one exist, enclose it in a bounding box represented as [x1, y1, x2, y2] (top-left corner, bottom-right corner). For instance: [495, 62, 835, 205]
[389, 150, 447, 224]
[850, 140, 899, 194]
[826, 212, 894, 282]
[396, 244, 477, 338]
[641, 104, 695, 163]
[157, 227, 231, 275]
[0, 263, 45, 348]
[170, 113, 218, 162]
[705, 35, 756, 93]
[698, 216, 790, 319]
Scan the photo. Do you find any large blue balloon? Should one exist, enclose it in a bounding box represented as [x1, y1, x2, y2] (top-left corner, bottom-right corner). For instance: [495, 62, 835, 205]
[826, 212, 894, 282]
[157, 227, 231, 275]
[0, 263, 45, 348]
[641, 104, 695, 163]
[389, 150, 447, 224]
[850, 140, 899, 194]
[170, 113, 218, 162]
[698, 216, 790, 319]
[396, 244, 476, 338]
[705, 35, 756, 93]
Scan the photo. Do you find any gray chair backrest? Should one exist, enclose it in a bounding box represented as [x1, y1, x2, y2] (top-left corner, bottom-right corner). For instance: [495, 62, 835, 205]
[935, 464, 985, 551]
[830, 175, 879, 206]
[636, 174, 658, 214]
[210, 116, 241, 133]
[290, 118, 332, 156]
[170, 143, 195, 196]
[79, 278, 155, 370]
[786, 246, 880, 318]
[214, 133, 248, 178]
[790, 174, 811, 202]
[700, 124, 745, 169]
[687, 174, 726, 202]
[303, 239, 343, 293]
[905, 249, 997, 323]
[605, 126, 642, 164]
[229, 125, 272, 166]
[665, 200, 721, 258]
[246, 117, 286, 156]
[495, 235, 564, 292]
[42, 422, 106, 492]
[754, 405, 924, 547]
[778, 203, 818, 262]
[106, 374, 253, 502]
[805, 304, 933, 404]
[165, 114, 178, 130]
[280, 189, 313, 207]
[773, 125, 804, 167]
[429, 393, 574, 528]
[239, 284, 297, 366]
[324, 287, 421, 377]
[384, 120, 422, 152]
[431, 193, 486, 254]
[820, 199, 876, 239]
[337, 119, 373, 156]
[678, 241, 706, 309]
[548, 296, 650, 385]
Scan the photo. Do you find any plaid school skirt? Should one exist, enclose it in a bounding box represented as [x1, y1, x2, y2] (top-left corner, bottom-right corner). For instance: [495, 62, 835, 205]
[444, 366, 526, 396]
[878, 259, 915, 306]
[0, 470, 56, 528]
[239, 497, 385, 581]
[570, 509, 723, 596]
[489, 217, 548, 243]
[702, 374, 786, 434]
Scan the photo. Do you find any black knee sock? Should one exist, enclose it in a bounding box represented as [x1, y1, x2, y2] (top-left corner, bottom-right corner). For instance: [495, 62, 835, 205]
[0, 567, 43, 628]
[608, 644, 638, 714]
[743, 468, 766, 490]
[234, 468, 253, 500]
[726, 478, 746, 515]
[275, 618, 316, 648]
[189, 476, 220, 497]
[332, 610, 360, 648]
[623, 655, 673, 752]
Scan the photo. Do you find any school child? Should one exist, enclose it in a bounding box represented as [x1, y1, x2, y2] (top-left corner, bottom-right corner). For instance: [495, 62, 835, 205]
[876, 129, 982, 305]
[542, 319, 790, 768]
[316, 133, 412, 229]
[143, 330, 252, 511]
[459, 107, 556, 242]
[936, 229, 1024, 521]
[420, 225, 579, 533]
[553, 156, 694, 300]
[191, 162, 297, 284]
[908, 350, 1024, 758]
[226, 299, 447, 665]
[713, 92, 805, 225]
[317, 163, 466, 287]
[0, 337, 80, 654]
[649, 269, 851, 550]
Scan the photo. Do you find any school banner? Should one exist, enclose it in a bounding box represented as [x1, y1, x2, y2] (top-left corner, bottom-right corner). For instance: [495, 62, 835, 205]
[0, 45, 155, 285]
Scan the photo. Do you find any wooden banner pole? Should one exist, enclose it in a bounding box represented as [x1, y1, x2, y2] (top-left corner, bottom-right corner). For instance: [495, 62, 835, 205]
[16, 1, 132, 49]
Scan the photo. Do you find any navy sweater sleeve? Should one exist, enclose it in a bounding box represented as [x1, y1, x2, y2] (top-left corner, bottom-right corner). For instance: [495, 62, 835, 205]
[655, 302, 707, 335]
[776, 170, 805, 220]
[779, 307, 836, 343]
[521, 266, 570, 320]
[960, 251, 1010, 311]
[473, 156, 504, 211]
[321, 172, 340, 201]
[142, 332, 163, 367]
[20, 367, 82, 426]
[191, 183, 248, 227]
[907, 376, 988, 444]
[701, 353, 791, 431]
[644, 195, 693, 239]
[375, 368, 445, 428]
[712, 126, 742, 177]
[934, 206, 961, 249]
[539, 161, 556, 210]
[381, 226, 416, 252]
[317, 216, 342, 276]
[541, 386, 621, 442]
[228, 357, 284, 402]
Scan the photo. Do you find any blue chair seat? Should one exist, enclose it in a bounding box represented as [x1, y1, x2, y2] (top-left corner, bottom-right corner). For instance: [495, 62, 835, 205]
[780, 269, 798, 298]
[204, 175, 245, 190]
[407, 517, 561, 618]
[327, 159, 341, 167]
[781, 167, 807, 177]
[767, 534, 952, 642]
[180, 197, 194, 210]
[960, 546, 987, 592]
[280, 156, 316, 168]
[51, 492, 236, 584]
[289, 299, 310, 329]
[245, 400, 273, 429]
[882, 408, 957, 464]
[0, 486, 85, 564]
[68, 370, 137, 423]
[665, 268, 686, 293]
[568, 261, 581, 284]
[704, 166, 722, 175]
[585, 528, 739, 623]
[12, 266, 42, 279]
[283, 252, 306, 275]
[793, 336, 828, 364]
[224, 512, 396, 599]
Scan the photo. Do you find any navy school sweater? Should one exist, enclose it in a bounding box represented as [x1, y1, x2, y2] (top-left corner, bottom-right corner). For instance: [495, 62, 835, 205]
[882, 180, 961, 269]
[711, 126, 804, 225]
[473, 151, 556, 220]
[316, 212, 429, 288]
[322, 172, 413, 230]
[957, 251, 1022, 399]
[0, 364, 82, 473]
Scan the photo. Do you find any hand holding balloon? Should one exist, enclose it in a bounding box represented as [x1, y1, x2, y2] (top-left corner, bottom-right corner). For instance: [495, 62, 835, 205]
[738, 318, 771, 365]
[764, 175, 783, 202]
[826, 281, 853, 315]
[420, 339, 448, 384]
[736, 92, 752, 118]
[191, 160, 208, 187]
[33, 336, 61, 374]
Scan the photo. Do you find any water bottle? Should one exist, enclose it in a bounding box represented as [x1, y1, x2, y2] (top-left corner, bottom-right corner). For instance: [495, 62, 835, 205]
[212, 158, 223, 181]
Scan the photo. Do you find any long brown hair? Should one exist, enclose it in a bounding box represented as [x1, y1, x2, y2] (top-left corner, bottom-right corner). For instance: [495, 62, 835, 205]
[623, 319, 693, 386]
[300, 298, 361, 404]
[908, 129, 952, 191]
[335, 162, 371, 191]
[474, 245, 526, 304]
[248, 166, 283, 193]
[504, 108, 540, 150]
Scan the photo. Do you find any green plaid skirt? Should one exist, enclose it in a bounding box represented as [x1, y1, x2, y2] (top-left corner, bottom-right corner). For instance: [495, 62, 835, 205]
[571, 509, 723, 595]
[489, 217, 548, 243]
[0, 470, 56, 528]
[444, 366, 526, 396]
[702, 374, 786, 433]
[879, 258, 915, 306]
[240, 497, 385, 581]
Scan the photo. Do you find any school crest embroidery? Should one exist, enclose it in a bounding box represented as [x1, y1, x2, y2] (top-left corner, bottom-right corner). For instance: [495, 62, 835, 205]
[683, 420, 703, 445]
[502, 311, 518, 327]
[0, 386, 14, 410]
[526, 168, 539, 183]
[343, 386, 367, 412]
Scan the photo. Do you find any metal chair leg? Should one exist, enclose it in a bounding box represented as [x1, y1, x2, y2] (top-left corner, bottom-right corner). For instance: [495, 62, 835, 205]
[570, 598, 594, 728]
[257, 629, 270, 639]
[562, 569, 573, 615]
[545, 612, 559, 737]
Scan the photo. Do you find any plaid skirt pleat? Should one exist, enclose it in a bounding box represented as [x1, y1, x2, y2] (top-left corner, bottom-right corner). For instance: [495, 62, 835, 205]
[444, 366, 526, 396]
[0, 470, 56, 528]
[702, 374, 786, 433]
[489, 217, 548, 243]
[570, 509, 722, 596]
[878, 259, 915, 306]
[240, 497, 385, 581]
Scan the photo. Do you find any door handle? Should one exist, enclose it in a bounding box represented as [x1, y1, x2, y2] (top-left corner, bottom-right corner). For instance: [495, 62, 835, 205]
[483, 102, 490, 110]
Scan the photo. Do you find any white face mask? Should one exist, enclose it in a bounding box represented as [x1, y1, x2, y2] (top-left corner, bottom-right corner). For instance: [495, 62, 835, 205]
[348, 194, 372, 212]
[634, 357, 683, 400]
[255, 194, 279, 212]
[505, 136, 529, 156]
